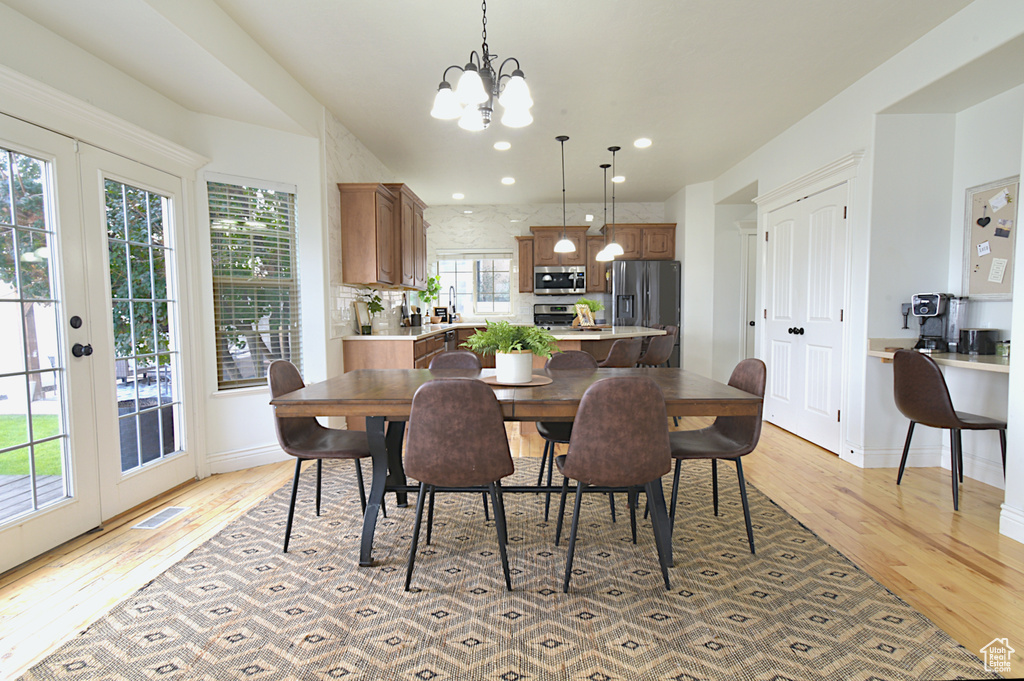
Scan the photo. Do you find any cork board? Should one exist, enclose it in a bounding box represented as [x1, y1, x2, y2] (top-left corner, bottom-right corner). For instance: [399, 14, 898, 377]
[963, 176, 1018, 300]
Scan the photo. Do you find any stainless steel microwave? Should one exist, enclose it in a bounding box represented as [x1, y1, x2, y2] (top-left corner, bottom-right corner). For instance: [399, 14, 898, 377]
[534, 265, 586, 295]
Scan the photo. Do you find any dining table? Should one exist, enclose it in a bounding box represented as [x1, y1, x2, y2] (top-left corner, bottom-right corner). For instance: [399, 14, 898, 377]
[269, 367, 763, 567]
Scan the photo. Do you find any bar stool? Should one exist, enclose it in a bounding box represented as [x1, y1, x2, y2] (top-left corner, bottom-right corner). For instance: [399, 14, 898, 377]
[428, 350, 481, 370]
[597, 337, 643, 368]
[892, 349, 1006, 511]
[638, 332, 675, 367]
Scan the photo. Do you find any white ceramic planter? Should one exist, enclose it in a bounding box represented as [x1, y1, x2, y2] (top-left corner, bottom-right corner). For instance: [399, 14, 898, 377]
[495, 350, 533, 384]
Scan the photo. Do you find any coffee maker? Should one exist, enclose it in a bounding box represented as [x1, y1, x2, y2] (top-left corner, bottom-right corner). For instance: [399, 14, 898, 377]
[907, 293, 968, 353]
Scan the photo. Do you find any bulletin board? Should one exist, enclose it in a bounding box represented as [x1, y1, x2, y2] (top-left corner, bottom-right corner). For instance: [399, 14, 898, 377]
[963, 176, 1018, 300]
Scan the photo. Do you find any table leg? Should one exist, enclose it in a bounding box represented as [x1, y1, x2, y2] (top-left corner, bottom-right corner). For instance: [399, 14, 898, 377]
[385, 421, 408, 507]
[359, 416, 389, 567]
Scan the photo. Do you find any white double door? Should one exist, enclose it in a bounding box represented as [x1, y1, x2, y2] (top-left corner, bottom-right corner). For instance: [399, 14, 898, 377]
[0, 114, 195, 573]
[763, 184, 847, 453]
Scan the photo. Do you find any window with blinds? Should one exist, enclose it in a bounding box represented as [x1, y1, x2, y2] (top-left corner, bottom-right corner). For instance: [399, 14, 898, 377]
[208, 180, 300, 389]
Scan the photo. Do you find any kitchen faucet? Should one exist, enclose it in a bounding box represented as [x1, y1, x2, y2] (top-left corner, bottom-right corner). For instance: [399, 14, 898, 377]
[448, 286, 456, 320]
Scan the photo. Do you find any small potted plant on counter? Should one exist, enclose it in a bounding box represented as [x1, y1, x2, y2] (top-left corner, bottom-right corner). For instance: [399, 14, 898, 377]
[359, 289, 384, 334]
[573, 297, 604, 327]
[462, 321, 560, 384]
[417, 275, 441, 324]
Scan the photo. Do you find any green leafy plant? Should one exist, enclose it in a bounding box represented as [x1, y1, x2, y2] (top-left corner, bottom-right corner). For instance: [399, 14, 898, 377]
[462, 321, 560, 358]
[361, 289, 385, 316]
[419, 275, 441, 308]
[575, 297, 605, 313]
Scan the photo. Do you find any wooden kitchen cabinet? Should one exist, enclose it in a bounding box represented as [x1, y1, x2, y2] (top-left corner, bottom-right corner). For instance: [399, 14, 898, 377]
[600, 223, 676, 260]
[586, 236, 608, 292]
[516, 236, 534, 292]
[339, 182, 428, 289]
[457, 326, 495, 367]
[530, 226, 588, 266]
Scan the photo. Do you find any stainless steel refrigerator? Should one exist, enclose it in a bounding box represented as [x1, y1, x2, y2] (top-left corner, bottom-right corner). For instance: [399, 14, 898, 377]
[611, 260, 681, 367]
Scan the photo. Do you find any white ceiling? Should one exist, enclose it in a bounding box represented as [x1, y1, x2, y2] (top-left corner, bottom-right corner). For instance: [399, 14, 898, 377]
[5, 0, 974, 205]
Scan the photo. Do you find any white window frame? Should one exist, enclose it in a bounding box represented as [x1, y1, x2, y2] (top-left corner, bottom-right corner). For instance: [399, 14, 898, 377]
[435, 248, 515, 319]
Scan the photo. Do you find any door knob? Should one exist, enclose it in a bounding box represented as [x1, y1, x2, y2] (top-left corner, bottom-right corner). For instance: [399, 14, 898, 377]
[788, 327, 795, 334]
[748, 321, 755, 327]
[72, 343, 93, 358]
[797, 327, 805, 335]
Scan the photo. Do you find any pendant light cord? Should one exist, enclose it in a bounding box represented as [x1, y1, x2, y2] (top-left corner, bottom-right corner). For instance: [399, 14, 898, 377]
[559, 136, 568, 240]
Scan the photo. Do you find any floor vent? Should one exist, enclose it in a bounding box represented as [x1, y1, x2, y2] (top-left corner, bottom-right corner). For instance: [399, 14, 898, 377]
[133, 506, 189, 530]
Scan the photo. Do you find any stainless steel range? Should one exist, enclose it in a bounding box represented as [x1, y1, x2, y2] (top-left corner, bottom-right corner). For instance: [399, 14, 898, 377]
[534, 303, 575, 330]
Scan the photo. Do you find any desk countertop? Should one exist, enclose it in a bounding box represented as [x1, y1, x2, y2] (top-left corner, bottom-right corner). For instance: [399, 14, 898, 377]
[867, 338, 1009, 374]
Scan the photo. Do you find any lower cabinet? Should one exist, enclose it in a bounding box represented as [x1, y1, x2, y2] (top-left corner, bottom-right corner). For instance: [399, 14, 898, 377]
[457, 327, 495, 367]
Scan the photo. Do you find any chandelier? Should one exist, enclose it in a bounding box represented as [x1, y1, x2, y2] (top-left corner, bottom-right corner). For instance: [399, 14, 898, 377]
[597, 146, 624, 260]
[429, 1, 534, 131]
[554, 135, 575, 253]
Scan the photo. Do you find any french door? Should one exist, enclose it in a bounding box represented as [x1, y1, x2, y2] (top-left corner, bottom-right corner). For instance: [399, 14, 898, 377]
[0, 115, 194, 573]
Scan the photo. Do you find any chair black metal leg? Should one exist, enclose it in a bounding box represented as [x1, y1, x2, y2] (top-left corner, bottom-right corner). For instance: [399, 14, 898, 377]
[404, 482, 428, 591]
[544, 445, 556, 521]
[563, 480, 586, 593]
[644, 479, 672, 590]
[628, 488, 638, 544]
[712, 459, 719, 516]
[956, 429, 964, 483]
[482, 492, 490, 521]
[608, 492, 617, 523]
[537, 440, 550, 486]
[555, 476, 571, 545]
[282, 457, 305, 553]
[355, 459, 367, 514]
[672, 416, 679, 427]
[315, 459, 323, 517]
[426, 486, 436, 545]
[950, 429, 960, 511]
[669, 458, 682, 531]
[896, 421, 915, 484]
[1000, 429, 1007, 475]
[735, 459, 755, 554]
[490, 482, 512, 590]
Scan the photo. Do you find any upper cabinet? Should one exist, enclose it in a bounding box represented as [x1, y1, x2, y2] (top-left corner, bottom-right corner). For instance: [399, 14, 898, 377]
[586, 236, 608, 293]
[516, 236, 534, 293]
[600, 223, 676, 260]
[339, 183, 428, 289]
[530, 226, 588, 266]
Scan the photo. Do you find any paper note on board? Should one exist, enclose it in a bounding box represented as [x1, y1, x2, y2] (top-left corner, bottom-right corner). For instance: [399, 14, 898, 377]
[989, 257, 1007, 284]
[990, 189, 1010, 212]
[978, 240, 991, 257]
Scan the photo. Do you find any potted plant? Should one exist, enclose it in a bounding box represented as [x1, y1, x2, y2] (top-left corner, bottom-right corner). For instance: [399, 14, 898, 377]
[418, 275, 441, 322]
[360, 289, 384, 334]
[462, 321, 560, 384]
[573, 297, 604, 326]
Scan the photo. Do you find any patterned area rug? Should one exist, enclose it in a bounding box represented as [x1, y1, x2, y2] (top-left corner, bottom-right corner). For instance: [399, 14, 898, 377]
[22, 458, 996, 681]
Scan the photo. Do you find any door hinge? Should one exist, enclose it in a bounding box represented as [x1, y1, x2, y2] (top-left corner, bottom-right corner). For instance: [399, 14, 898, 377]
[763, 309, 767, 319]
[843, 206, 847, 219]
[840, 309, 844, 322]
[765, 231, 768, 242]
[837, 409, 841, 422]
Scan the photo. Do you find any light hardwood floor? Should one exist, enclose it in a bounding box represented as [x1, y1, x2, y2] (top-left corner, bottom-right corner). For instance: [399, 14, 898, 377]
[1, 421, 1022, 679]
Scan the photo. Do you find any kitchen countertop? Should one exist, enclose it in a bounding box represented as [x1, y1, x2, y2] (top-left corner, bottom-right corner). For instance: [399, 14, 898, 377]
[342, 323, 665, 342]
[867, 338, 1009, 374]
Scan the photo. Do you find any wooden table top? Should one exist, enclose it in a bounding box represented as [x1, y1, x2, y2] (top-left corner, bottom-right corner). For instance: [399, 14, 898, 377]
[270, 368, 762, 420]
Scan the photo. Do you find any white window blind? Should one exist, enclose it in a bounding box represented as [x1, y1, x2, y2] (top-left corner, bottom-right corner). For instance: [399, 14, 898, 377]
[208, 180, 301, 389]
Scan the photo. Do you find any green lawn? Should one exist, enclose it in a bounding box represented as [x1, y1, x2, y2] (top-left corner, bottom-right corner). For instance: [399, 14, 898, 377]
[0, 414, 64, 476]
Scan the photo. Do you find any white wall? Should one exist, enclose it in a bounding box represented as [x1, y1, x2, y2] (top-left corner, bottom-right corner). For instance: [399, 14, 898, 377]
[679, 182, 715, 377]
[712, 204, 757, 382]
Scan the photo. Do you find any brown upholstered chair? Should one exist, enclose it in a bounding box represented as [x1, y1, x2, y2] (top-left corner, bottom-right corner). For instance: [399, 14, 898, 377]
[535, 351, 609, 521]
[428, 350, 482, 370]
[668, 358, 766, 554]
[597, 337, 643, 368]
[403, 378, 516, 591]
[553, 376, 673, 592]
[893, 349, 1006, 510]
[638, 332, 675, 367]
[268, 360, 373, 553]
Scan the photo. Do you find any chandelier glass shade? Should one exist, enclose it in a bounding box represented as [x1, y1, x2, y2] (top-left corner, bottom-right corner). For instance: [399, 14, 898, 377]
[600, 146, 624, 258]
[430, 1, 533, 131]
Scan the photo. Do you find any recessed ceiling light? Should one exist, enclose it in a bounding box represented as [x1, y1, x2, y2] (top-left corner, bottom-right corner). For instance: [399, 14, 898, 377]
[493, 141, 512, 151]
[612, 175, 625, 183]
[501, 177, 515, 185]
[463, 210, 473, 214]
[510, 218, 522, 223]
[634, 138, 652, 148]
[585, 214, 594, 222]
[452, 192, 465, 200]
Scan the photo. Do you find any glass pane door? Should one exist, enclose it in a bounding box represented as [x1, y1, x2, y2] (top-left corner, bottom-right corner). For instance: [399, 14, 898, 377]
[105, 180, 180, 473]
[0, 147, 68, 523]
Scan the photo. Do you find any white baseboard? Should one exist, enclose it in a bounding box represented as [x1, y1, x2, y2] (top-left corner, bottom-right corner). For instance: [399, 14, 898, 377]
[857, 447, 942, 469]
[999, 504, 1024, 545]
[206, 443, 289, 475]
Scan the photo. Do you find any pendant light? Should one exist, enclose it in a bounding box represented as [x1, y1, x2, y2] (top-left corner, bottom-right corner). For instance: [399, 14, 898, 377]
[553, 135, 576, 254]
[595, 162, 614, 262]
[603, 146, 624, 257]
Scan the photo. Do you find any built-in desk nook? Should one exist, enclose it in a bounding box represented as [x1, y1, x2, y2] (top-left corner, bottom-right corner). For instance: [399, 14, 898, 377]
[867, 338, 1009, 374]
